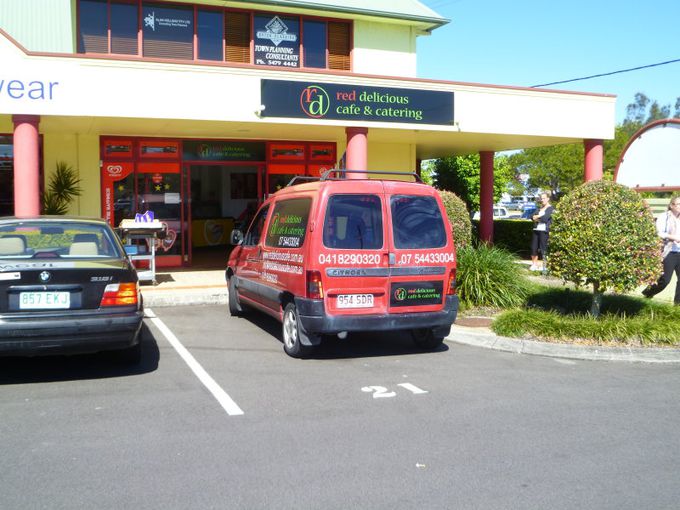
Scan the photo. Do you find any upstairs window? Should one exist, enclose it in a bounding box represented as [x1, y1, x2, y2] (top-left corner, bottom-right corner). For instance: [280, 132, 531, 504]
[77, 1, 351, 71]
[142, 3, 193, 60]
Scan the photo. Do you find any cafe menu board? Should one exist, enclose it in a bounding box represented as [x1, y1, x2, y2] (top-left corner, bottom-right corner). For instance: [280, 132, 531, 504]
[254, 15, 300, 68]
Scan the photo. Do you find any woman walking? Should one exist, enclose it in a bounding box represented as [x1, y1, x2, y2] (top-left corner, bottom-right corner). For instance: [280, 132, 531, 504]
[642, 196, 680, 304]
[529, 192, 555, 271]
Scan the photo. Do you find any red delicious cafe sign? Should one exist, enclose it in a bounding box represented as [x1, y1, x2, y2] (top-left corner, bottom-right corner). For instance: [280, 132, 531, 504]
[261, 80, 454, 125]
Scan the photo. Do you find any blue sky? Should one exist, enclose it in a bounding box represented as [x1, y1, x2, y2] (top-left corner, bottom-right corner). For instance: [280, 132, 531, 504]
[417, 0, 680, 123]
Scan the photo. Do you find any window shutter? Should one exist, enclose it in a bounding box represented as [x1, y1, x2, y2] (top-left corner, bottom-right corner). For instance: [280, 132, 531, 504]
[112, 34, 138, 55]
[144, 39, 193, 60]
[81, 33, 108, 54]
[328, 22, 350, 71]
[226, 12, 251, 63]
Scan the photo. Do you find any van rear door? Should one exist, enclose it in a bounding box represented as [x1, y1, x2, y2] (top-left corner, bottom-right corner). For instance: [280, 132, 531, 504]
[384, 183, 453, 313]
[319, 184, 392, 315]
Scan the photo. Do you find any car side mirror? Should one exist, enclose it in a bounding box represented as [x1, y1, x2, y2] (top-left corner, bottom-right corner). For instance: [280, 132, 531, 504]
[230, 229, 244, 246]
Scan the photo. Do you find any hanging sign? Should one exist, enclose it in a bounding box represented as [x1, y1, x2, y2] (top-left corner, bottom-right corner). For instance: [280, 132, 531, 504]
[261, 80, 454, 125]
[254, 16, 300, 68]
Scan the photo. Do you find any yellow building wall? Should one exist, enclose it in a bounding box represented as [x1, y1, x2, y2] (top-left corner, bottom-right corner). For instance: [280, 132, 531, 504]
[368, 142, 416, 179]
[43, 133, 100, 217]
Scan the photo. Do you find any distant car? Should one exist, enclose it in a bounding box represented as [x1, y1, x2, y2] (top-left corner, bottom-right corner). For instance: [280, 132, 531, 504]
[521, 203, 538, 219]
[0, 216, 144, 362]
[472, 206, 511, 220]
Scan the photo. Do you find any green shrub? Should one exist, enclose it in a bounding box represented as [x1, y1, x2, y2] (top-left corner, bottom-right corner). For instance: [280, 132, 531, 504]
[456, 244, 531, 308]
[492, 287, 680, 345]
[471, 219, 533, 256]
[549, 181, 661, 316]
[42, 161, 82, 215]
[438, 189, 472, 250]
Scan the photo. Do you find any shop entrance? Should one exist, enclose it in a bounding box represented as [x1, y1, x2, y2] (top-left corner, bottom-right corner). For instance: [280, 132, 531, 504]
[187, 164, 262, 267]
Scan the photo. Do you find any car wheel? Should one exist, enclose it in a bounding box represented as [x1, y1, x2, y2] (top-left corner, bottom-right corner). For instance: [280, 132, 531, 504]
[113, 340, 142, 364]
[282, 303, 315, 358]
[228, 276, 245, 316]
[411, 328, 444, 350]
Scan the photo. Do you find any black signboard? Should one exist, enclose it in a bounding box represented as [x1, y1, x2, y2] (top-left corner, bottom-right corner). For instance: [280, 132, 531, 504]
[254, 15, 300, 68]
[390, 281, 444, 307]
[261, 80, 454, 125]
[182, 141, 265, 162]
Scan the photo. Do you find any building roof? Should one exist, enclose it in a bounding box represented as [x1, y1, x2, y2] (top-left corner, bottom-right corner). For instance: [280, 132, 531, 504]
[238, 0, 449, 30]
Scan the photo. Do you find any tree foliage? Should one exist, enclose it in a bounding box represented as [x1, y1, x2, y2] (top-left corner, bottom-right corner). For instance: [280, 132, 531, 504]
[548, 181, 661, 317]
[432, 154, 515, 212]
[437, 190, 472, 250]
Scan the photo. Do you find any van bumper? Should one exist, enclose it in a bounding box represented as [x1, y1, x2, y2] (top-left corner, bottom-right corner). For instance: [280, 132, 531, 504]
[295, 295, 459, 336]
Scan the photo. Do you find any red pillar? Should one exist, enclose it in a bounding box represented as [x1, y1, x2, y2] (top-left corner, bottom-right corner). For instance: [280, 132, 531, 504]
[12, 115, 41, 217]
[345, 127, 368, 179]
[584, 139, 603, 182]
[479, 151, 495, 244]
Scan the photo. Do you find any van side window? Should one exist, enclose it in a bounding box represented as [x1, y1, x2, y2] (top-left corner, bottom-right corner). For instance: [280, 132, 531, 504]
[265, 198, 311, 249]
[323, 195, 383, 250]
[244, 205, 270, 246]
[391, 195, 446, 249]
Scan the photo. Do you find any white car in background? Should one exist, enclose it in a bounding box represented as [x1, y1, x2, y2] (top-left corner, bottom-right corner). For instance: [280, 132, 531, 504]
[472, 206, 511, 220]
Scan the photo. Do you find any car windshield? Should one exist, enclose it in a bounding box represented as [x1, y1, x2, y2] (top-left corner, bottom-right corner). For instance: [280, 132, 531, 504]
[0, 221, 121, 259]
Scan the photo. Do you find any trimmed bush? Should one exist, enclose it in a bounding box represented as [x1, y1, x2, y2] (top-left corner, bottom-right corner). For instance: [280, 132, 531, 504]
[549, 181, 661, 316]
[438, 189, 472, 250]
[456, 244, 531, 308]
[472, 219, 533, 256]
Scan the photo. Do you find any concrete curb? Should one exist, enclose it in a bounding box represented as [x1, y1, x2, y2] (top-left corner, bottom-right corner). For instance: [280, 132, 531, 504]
[448, 325, 680, 363]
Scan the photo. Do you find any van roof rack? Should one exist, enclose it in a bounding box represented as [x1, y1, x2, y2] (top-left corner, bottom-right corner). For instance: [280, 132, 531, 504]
[320, 169, 423, 183]
[286, 175, 321, 187]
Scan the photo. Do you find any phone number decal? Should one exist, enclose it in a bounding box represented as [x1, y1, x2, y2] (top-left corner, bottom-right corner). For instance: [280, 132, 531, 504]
[398, 253, 454, 265]
[318, 253, 381, 265]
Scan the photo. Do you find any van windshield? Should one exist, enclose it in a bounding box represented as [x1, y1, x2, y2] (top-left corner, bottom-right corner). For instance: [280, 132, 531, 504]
[323, 195, 383, 250]
[390, 195, 447, 249]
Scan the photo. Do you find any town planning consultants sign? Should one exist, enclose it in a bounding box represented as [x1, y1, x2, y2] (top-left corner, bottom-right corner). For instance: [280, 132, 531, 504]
[260, 80, 454, 125]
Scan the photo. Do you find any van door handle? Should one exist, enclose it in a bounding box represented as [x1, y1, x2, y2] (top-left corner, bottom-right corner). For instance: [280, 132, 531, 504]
[388, 253, 396, 265]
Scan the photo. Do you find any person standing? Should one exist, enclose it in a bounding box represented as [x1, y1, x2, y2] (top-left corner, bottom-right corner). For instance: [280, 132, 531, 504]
[642, 196, 680, 304]
[530, 192, 555, 271]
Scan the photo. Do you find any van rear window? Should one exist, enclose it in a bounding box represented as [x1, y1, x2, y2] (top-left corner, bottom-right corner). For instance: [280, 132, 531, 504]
[390, 195, 447, 249]
[323, 195, 383, 250]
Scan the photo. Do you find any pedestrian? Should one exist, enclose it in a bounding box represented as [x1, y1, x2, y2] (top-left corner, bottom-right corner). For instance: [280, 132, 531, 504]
[642, 196, 680, 304]
[529, 192, 555, 271]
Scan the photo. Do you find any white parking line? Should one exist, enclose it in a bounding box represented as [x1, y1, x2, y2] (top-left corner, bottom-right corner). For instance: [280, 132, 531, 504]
[146, 308, 244, 416]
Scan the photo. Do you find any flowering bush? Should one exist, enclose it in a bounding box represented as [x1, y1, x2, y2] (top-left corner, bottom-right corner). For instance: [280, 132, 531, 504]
[438, 189, 472, 250]
[548, 181, 662, 316]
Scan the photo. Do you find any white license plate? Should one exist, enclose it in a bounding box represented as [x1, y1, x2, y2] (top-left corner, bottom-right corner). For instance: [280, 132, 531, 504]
[337, 294, 374, 309]
[19, 291, 70, 310]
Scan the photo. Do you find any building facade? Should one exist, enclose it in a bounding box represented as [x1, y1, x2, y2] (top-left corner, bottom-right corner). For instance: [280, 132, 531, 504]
[0, 0, 615, 266]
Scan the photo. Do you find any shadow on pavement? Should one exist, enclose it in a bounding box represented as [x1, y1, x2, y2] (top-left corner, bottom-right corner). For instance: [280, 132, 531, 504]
[0, 323, 160, 385]
[242, 312, 449, 359]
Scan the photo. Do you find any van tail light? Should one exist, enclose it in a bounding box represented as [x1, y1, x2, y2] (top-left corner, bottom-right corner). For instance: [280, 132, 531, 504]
[100, 282, 139, 307]
[306, 270, 324, 299]
[447, 269, 457, 295]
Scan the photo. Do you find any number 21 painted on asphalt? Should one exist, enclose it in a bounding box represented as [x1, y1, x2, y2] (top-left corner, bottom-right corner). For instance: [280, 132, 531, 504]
[361, 383, 428, 399]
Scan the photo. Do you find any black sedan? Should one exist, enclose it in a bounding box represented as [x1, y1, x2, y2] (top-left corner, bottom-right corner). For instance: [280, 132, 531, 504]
[0, 216, 144, 363]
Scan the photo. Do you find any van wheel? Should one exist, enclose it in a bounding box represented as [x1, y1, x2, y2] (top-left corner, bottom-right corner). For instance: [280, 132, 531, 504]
[411, 328, 444, 350]
[228, 276, 245, 316]
[282, 303, 315, 358]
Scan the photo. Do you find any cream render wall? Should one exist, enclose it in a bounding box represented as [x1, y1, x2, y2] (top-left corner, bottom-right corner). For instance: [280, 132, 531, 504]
[352, 21, 417, 77]
[42, 133, 100, 217]
[368, 142, 415, 175]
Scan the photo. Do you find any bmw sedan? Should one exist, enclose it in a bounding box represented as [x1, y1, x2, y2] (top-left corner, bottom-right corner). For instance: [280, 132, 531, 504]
[0, 217, 144, 363]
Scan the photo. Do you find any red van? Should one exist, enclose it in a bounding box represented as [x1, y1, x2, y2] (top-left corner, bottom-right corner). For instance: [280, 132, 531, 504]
[226, 171, 458, 357]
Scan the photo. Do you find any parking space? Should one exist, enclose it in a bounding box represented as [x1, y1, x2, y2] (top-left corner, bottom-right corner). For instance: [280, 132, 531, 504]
[2, 304, 680, 509]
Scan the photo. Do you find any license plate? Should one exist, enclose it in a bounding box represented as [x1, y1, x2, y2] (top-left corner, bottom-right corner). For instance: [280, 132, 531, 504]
[19, 291, 70, 310]
[337, 294, 374, 309]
